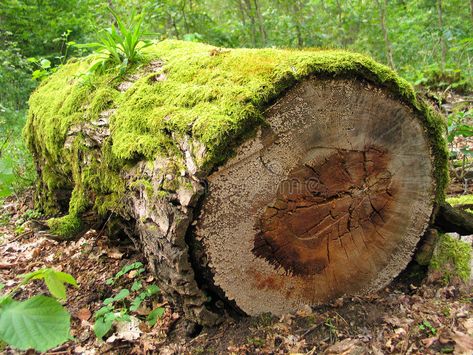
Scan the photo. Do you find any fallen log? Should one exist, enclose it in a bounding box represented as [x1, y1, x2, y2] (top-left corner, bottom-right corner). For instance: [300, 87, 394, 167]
[25, 40, 449, 325]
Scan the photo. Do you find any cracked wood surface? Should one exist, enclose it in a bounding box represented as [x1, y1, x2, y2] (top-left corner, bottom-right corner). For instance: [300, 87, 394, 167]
[196, 78, 435, 315]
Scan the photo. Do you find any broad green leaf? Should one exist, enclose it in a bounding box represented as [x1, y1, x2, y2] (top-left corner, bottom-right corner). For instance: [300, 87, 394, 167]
[461, 148, 473, 156]
[103, 297, 114, 305]
[21, 268, 48, 283]
[129, 293, 145, 311]
[147, 307, 165, 326]
[104, 312, 118, 322]
[109, 262, 143, 285]
[53, 271, 78, 287]
[20, 268, 77, 300]
[95, 305, 113, 318]
[145, 284, 160, 296]
[0, 295, 13, 307]
[94, 316, 114, 339]
[0, 295, 70, 352]
[113, 288, 130, 302]
[40, 59, 51, 69]
[44, 272, 67, 300]
[131, 280, 142, 292]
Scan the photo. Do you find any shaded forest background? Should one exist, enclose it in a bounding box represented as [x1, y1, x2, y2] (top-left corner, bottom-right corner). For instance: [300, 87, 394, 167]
[1, 0, 472, 197]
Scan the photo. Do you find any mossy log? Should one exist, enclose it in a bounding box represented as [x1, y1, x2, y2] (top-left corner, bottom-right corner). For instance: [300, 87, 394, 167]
[25, 40, 449, 325]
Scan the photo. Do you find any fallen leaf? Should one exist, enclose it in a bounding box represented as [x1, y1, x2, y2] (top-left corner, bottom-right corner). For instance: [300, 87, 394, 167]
[324, 338, 366, 355]
[295, 304, 312, 317]
[76, 307, 92, 321]
[394, 327, 406, 335]
[106, 249, 123, 260]
[421, 336, 438, 348]
[452, 331, 473, 355]
[462, 318, 473, 336]
[128, 269, 138, 278]
[107, 316, 142, 342]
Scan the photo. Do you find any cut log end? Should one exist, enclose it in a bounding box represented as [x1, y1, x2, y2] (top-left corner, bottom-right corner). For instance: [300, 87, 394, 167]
[253, 145, 397, 277]
[196, 78, 436, 315]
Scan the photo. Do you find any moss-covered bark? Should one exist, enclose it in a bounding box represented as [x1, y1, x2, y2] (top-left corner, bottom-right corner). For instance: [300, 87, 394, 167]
[25, 40, 448, 219]
[25, 40, 450, 323]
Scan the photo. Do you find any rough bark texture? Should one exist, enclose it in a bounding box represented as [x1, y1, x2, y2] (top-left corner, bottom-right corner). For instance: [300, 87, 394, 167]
[25, 40, 448, 325]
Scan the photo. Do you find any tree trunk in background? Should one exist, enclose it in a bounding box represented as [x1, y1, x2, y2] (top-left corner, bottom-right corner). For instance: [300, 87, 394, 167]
[242, 0, 258, 47]
[470, 0, 473, 25]
[437, 0, 446, 72]
[253, 0, 267, 46]
[375, 0, 396, 70]
[290, 0, 304, 47]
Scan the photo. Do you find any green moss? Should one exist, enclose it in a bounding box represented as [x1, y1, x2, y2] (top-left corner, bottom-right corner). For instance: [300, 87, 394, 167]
[130, 179, 154, 196]
[446, 195, 473, 214]
[25, 39, 449, 218]
[47, 214, 82, 238]
[447, 194, 473, 206]
[430, 233, 472, 283]
[86, 87, 119, 119]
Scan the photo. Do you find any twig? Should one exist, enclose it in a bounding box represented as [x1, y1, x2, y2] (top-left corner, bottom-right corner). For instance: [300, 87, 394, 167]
[0, 130, 11, 158]
[9, 230, 34, 243]
[301, 322, 323, 338]
[187, 332, 208, 345]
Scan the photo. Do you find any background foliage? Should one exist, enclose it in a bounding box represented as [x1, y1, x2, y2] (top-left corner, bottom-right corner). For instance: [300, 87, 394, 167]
[0, 0, 472, 197]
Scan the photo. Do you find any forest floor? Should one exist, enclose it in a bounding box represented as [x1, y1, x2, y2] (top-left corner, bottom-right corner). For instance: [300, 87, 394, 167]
[1, 188, 473, 355]
[1, 92, 473, 355]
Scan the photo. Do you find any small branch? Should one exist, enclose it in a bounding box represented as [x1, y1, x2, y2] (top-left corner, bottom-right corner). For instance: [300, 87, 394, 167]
[434, 202, 473, 235]
[0, 130, 12, 158]
[453, 203, 473, 210]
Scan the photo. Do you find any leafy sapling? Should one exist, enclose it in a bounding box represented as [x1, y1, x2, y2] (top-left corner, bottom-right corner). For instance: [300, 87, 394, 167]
[0, 268, 78, 352]
[94, 262, 164, 339]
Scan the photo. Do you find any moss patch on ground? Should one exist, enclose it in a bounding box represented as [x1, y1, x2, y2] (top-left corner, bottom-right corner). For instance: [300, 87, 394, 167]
[429, 233, 472, 284]
[24, 40, 449, 216]
[47, 213, 82, 239]
[446, 194, 473, 214]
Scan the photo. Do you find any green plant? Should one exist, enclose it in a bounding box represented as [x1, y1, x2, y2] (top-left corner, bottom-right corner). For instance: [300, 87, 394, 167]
[76, 8, 151, 76]
[324, 318, 338, 343]
[94, 262, 164, 339]
[0, 268, 77, 352]
[448, 110, 473, 146]
[247, 337, 265, 347]
[15, 209, 43, 226]
[106, 261, 144, 285]
[447, 109, 473, 192]
[418, 320, 437, 335]
[28, 58, 56, 81]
